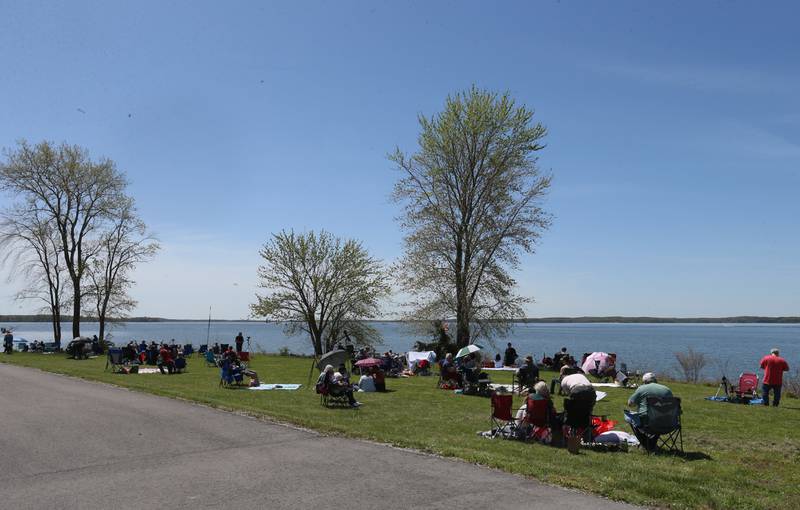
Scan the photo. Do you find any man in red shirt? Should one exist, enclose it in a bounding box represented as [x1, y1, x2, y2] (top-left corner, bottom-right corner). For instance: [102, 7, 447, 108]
[158, 344, 175, 375]
[759, 348, 790, 407]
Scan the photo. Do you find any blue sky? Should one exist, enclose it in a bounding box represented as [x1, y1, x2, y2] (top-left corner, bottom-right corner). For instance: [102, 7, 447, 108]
[1, 0, 798, 319]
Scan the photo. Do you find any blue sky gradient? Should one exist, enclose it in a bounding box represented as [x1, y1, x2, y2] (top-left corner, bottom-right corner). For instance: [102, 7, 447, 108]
[1, 1, 798, 319]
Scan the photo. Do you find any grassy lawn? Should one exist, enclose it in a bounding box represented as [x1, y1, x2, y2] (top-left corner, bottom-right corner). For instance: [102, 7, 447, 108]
[3, 352, 797, 509]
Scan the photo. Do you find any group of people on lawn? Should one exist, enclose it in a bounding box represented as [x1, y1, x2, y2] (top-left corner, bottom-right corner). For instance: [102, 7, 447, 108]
[316, 362, 388, 408]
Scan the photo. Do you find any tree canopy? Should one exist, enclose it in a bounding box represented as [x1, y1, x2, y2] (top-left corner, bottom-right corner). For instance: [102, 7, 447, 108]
[250, 230, 390, 355]
[391, 87, 552, 348]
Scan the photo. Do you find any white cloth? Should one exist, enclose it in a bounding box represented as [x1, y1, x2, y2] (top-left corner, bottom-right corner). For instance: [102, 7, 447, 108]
[561, 373, 592, 395]
[593, 431, 639, 446]
[358, 375, 376, 392]
[494, 360, 504, 368]
[407, 351, 437, 369]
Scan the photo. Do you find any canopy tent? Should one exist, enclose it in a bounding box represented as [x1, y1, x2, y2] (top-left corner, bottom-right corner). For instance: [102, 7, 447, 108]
[406, 350, 437, 369]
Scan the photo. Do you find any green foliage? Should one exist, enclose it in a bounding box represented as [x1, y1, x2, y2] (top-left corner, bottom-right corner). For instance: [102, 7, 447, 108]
[250, 230, 390, 355]
[391, 86, 552, 348]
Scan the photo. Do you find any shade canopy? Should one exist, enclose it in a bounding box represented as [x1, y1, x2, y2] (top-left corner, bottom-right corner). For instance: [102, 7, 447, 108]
[455, 344, 484, 359]
[316, 349, 349, 371]
[581, 352, 612, 373]
[354, 357, 383, 368]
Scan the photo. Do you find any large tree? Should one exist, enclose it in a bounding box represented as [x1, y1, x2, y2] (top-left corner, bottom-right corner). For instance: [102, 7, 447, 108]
[0, 140, 143, 340]
[251, 230, 390, 356]
[85, 198, 159, 342]
[0, 201, 69, 346]
[391, 87, 552, 348]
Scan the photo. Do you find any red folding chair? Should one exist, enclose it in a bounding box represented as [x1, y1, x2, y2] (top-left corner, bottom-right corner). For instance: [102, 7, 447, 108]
[735, 372, 759, 400]
[490, 392, 518, 438]
[238, 351, 250, 362]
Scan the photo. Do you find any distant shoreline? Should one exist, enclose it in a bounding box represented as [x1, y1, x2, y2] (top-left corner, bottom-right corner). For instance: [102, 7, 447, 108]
[3, 314, 799, 324]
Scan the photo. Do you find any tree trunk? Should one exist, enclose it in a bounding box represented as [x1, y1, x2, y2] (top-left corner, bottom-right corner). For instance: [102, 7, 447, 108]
[51, 309, 62, 348]
[72, 278, 81, 339]
[98, 320, 105, 343]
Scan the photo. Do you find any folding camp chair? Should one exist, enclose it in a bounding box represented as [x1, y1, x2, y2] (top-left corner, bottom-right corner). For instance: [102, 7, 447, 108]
[238, 351, 250, 362]
[219, 359, 233, 387]
[317, 383, 351, 407]
[205, 350, 218, 367]
[198, 344, 208, 357]
[627, 397, 683, 454]
[174, 357, 187, 374]
[733, 372, 759, 401]
[105, 348, 126, 373]
[182, 344, 194, 357]
[524, 396, 556, 443]
[489, 392, 518, 438]
[562, 396, 594, 451]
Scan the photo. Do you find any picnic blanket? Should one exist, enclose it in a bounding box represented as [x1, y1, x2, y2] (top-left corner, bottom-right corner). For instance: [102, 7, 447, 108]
[705, 396, 764, 405]
[591, 382, 625, 388]
[248, 384, 302, 391]
[136, 367, 161, 374]
[483, 367, 517, 372]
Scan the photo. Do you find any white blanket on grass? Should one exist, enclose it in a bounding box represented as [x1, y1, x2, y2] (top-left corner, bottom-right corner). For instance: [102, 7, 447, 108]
[248, 384, 302, 391]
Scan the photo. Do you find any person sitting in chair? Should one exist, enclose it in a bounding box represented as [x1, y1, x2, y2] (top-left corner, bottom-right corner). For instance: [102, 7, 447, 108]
[553, 347, 569, 368]
[524, 381, 560, 443]
[624, 372, 673, 450]
[317, 365, 360, 407]
[516, 355, 539, 393]
[158, 343, 175, 374]
[440, 353, 461, 386]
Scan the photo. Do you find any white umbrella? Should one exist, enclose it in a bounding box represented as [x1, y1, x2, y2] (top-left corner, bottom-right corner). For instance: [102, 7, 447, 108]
[455, 344, 483, 359]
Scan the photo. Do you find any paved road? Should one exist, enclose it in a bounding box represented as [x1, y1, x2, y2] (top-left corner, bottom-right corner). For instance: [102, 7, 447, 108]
[0, 363, 640, 509]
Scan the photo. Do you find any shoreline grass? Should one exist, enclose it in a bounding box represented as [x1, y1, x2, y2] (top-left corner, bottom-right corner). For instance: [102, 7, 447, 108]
[2, 353, 798, 509]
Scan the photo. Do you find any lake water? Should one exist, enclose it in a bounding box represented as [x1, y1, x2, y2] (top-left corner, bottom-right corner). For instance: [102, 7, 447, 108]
[6, 321, 798, 381]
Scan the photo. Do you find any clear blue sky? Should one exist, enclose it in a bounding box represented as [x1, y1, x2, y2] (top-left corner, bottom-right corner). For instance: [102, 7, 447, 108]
[1, 1, 798, 319]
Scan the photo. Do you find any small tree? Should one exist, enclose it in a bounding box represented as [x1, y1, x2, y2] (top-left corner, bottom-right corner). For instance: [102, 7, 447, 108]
[391, 86, 552, 348]
[0, 202, 69, 345]
[250, 230, 390, 356]
[85, 198, 159, 341]
[674, 347, 708, 383]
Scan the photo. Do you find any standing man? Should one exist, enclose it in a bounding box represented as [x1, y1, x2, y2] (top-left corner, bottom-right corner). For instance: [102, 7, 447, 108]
[760, 348, 790, 407]
[504, 342, 518, 367]
[235, 332, 244, 353]
[3, 329, 13, 354]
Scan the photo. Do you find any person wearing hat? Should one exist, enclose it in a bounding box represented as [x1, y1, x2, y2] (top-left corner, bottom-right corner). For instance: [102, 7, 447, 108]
[627, 373, 672, 414]
[625, 372, 673, 449]
[760, 348, 790, 407]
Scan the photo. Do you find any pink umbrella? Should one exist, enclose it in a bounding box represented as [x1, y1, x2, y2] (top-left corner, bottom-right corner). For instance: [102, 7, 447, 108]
[581, 352, 611, 374]
[355, 357, 383, 368]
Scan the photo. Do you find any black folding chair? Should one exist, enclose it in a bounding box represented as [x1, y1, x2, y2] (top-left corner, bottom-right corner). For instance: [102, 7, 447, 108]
[105, 348, 125, 373]
[644, 396, 683, 454]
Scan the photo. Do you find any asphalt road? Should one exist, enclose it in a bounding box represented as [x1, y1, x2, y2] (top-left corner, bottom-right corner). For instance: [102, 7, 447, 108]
[0, 363, 640, 509]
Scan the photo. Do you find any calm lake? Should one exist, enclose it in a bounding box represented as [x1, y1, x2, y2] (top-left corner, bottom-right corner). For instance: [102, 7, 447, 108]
[7, 321, 798, 381]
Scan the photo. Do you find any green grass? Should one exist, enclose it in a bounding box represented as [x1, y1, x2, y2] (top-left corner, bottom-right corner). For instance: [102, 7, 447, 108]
[3, 353, 798, 509]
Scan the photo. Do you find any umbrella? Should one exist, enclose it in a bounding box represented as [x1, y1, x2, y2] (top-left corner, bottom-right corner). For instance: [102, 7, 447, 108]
[581, 352, 611, 374]
[316, 349, 349, 371]
[355, 357, 383, 368]
[455, 344, 483, 359]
